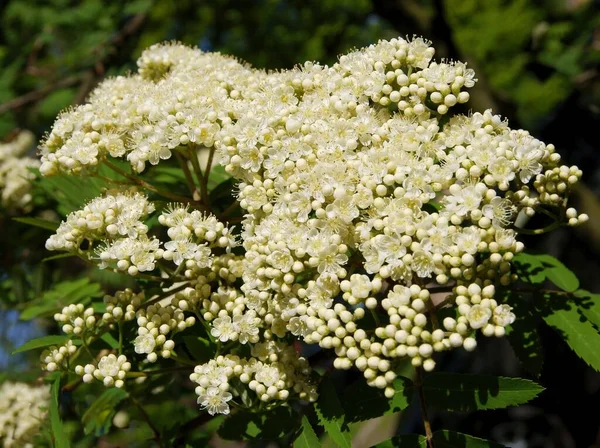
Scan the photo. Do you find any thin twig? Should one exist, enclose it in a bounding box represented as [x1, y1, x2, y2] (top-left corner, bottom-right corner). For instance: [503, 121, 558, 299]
[188, 147, 210, 207]
[416, 367, 434, 448]
[0, 75, 82, 115]
[175, 150, 199, 198]
[131, 395, 162, 445]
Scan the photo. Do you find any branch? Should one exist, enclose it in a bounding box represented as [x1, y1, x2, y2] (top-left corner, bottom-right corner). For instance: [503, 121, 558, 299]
[0, 75, 82, 115]
[416, 367, 434, 448]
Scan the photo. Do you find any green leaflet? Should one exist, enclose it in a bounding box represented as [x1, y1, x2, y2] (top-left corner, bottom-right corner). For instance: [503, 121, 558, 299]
[218, 407, 298, 442]
[13, 216, 59, 231]
[82, 388, 128, 436]
[513, 253, 579, 292]
[20, 278, 102, 320]
[293, 416, 320, 448]
[49, 375, 70, 448]
[432, 430, 506, 448]
[341, 376, 413, 423]
[423, 373, 544, 412]
[544, 304, 600, 372]
[574, 290, 600, 329]
[13, 335, 71, 354]
[503, 290, 543, 377]
[314, 376, 352, 448]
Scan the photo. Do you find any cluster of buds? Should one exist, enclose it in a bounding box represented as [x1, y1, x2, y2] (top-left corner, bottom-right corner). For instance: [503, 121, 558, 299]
[190, 342, 316, 415]
[134, 303, 195, 362]
[40, 340, 78, 372]
[103, 289, 144, 322]
[54, 303, 96, 335]
[76, 354, 131, 388]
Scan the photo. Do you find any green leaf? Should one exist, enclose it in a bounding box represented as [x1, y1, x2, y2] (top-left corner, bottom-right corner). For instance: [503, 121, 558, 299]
[314, 377, 352, 448]
[376, 434, 427, 447]
[432, 430, 506, 448]
[544, 304, 600, 371]
[13, 216, 59, 231]
[574, 290, 600, 329]
[503, 291, 543, 377]
[293, 416, 320, 448]
[20, 278, 102, 320]
[534, 254, 579, 292]
[50, 376, 70, 448]
[423, 373, 544, 411]
[341, 376, 413, 423]
[183, 335, 214, 363]
[82, 388, 128, 436]
[100, 332, 119, 349]
[513, 253, 579, 292]
[512, 253, 546, 284]
[13, 335, 71, 354]
[218, 407, 298, 441]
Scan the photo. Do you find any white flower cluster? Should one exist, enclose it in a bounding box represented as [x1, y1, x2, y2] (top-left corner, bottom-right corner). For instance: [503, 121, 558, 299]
[45, 189, 155, 253]
[76, 354, 131, 388]
[54, 303, 96, 335]
[103, 288, 144, 322]
[0, 130, 39, 211]
[134, 302, 195, 362]
[0, 381, 50, 448]
[40, 37, 587, 407]
[40, 340, 78, 372]
[190, 341, 316, 415]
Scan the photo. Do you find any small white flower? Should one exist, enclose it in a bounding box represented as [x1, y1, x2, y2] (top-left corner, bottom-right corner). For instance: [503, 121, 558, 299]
[198, 387, 233, 415]
[467, 305, 492, 329]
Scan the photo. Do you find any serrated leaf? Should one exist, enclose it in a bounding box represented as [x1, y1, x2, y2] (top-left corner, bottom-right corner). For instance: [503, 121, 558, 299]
[512, 253, 546, 283]
[293, 416, 320, 448]
[341, 376, 413, 423]
[574, 290, 600, 329]
[432, 430, 506, 448]
[314, 377, 352, 448]
[82, 388, 128, 436]
[534, 254, 579, 292]
[503, 292, 543, 377]
[13, 335, 71, 354]
[20, 278, 102, 320]
[13, 216, 59, 231]
[50, 376, 70, 448]
[423, 373, 544, 411]
[544, 304, 600, 371]
[376, 434, 427, 447]
[218, 407, 298, 441]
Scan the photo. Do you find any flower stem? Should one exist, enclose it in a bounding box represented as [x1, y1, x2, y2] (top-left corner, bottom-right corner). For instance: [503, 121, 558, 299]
[416, 367, 434, 448]
[188, 147, 210, 208]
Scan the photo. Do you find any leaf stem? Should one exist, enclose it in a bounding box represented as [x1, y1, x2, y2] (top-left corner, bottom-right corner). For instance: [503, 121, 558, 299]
[416, 367, 434, 448]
